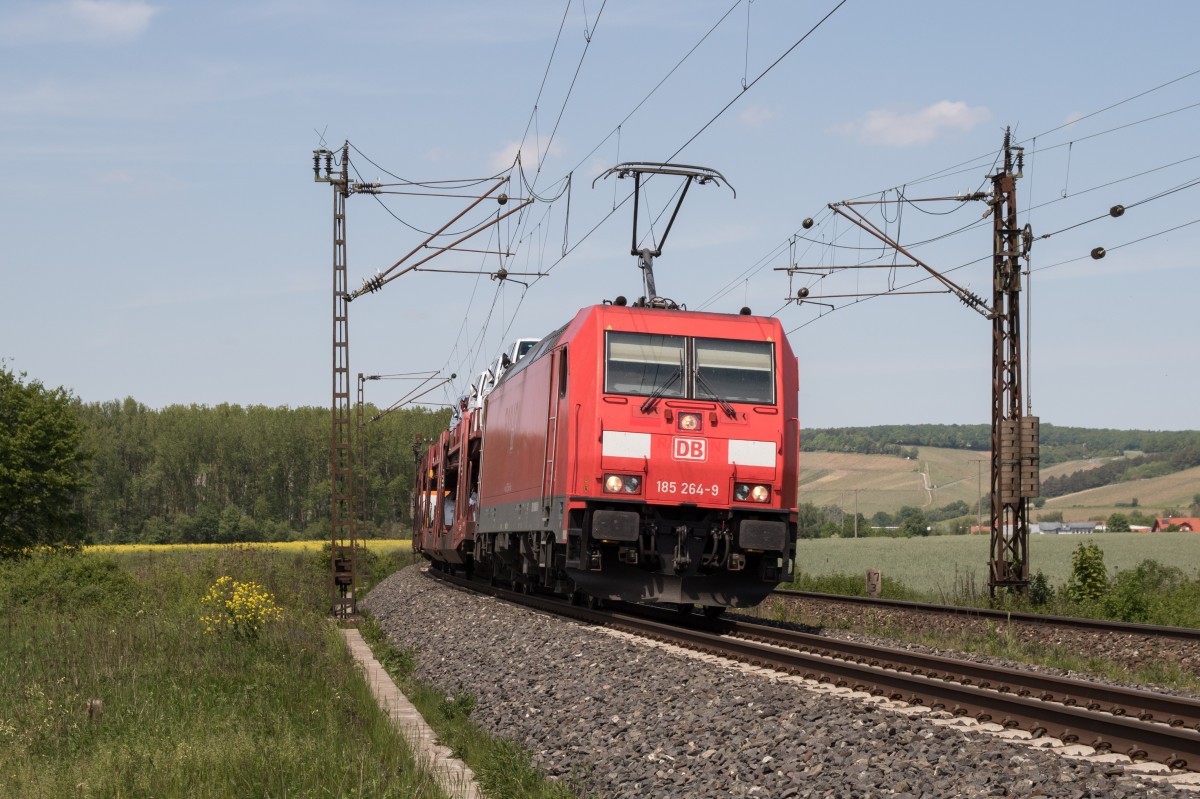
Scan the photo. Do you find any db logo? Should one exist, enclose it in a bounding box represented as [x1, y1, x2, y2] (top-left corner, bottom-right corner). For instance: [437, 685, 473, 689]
[673, 437, 707, 461]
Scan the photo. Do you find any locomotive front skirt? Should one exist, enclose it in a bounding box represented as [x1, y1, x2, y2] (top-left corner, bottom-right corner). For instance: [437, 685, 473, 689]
[413, 303, 800, 611]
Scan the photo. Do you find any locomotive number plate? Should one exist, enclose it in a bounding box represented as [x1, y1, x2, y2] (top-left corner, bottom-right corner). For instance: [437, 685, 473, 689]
[656, 481, 721, 498]
[672, 437, 708, 461]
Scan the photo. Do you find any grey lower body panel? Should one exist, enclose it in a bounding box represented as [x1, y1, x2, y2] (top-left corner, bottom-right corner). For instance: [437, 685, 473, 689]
[567, 563, 778, 607]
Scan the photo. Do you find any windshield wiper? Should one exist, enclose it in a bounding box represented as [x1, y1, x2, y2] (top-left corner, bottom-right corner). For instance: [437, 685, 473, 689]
[693, 368, 737, 419]
[640, 356, 684, 414]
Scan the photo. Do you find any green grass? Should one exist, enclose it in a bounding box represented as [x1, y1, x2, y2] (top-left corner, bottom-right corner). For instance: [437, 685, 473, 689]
[0, 547, 444, 798]
[360, 616, 580, 799]
[775, 534, 1200, 690]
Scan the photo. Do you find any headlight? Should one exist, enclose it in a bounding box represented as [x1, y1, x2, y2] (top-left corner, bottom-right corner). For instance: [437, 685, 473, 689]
[734, 483, 770, 503]
[604, 474, 641, 494]
[678, 412, 702, 431]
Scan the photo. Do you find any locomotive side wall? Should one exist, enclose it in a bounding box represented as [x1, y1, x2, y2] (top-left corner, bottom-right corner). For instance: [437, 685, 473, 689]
[478, 353, 553, 505]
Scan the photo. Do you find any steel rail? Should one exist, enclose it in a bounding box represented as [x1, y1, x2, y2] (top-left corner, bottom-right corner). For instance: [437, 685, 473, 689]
[773, 589, 1200, 642]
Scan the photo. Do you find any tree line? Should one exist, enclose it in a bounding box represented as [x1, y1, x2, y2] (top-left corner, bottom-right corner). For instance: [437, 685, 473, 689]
[1039, 447, 1200, 499]
[796, 499, 974, 540]
[76, 398, 450, 545]
[804, 424, 1200, 473]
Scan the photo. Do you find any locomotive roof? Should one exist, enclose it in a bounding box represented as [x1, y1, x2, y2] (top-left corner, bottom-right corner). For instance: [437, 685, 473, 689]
[495, 303, 789, 387]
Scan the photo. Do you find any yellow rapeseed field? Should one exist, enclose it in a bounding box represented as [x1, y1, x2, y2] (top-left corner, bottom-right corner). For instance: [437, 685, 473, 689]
[87, 539, 413, 554]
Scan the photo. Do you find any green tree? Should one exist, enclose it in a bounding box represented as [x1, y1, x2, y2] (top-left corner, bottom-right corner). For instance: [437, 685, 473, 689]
[898, 507, 930, 537]
[0, 367, 91, 557]
[1106, 512, 1131, 532]
[796, 502, 824, 538]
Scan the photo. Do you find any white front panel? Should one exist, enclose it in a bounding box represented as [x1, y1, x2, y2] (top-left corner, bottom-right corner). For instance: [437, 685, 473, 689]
[602, 431, 652, 459]
[727, 439, 776, 467]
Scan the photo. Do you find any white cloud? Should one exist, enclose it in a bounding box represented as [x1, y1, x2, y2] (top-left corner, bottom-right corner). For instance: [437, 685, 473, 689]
[738, 104, 778, 129]
[489, 142, 522, 172]
[834, 101, 991, 147]
[1061, 111, 1086, 128]
[489, 140, 564, 173]
[0, 0, 158, 45]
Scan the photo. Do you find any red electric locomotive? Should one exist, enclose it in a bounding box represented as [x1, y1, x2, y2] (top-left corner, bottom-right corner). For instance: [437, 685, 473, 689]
[414, 302, 798, 611]
[413, 162, 799, 612]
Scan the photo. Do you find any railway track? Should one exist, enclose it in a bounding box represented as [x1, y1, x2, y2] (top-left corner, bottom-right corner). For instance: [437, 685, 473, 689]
[428, 568, 1200, 773]
[773, 589, 1200, 641]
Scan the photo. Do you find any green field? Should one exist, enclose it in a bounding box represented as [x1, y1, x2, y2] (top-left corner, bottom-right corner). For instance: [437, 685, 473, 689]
[795, 532, 1200, 598]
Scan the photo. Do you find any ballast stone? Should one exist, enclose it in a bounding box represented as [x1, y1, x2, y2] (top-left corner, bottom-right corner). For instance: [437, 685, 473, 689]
[363, 566, 1198, 799]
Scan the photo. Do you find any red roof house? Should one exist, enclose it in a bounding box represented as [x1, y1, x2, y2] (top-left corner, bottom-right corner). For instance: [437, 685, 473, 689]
[1151, 517, 1200, 532]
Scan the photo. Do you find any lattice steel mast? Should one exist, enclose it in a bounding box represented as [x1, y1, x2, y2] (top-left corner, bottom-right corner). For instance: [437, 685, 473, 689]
[988, 129, 1038, 596]
[791, 129, 1039, 596]
[313, 143, 359, 618]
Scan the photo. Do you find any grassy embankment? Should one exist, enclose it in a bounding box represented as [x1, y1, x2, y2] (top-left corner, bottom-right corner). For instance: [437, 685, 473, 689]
[0, 541, 447, 798]
[775, 533, 1200, 690]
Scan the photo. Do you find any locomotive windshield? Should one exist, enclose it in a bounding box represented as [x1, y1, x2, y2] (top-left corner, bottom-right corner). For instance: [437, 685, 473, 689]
[694, 338, 774, 405]
[605, 333, 686, 397]
[605, 331, 775, 404]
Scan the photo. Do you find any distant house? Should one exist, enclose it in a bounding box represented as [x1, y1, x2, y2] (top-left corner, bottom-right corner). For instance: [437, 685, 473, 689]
[1152, 517, 1200, 532]
[1036, 522, 1065, 535]
[1065, 522, 1097, 535]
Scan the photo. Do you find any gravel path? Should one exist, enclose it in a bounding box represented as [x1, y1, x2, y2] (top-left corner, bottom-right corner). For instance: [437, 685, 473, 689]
[364, 566, 1198, 798]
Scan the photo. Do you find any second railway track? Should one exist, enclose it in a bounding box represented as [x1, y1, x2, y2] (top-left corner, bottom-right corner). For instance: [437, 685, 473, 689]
[772, 588, 1200, 642]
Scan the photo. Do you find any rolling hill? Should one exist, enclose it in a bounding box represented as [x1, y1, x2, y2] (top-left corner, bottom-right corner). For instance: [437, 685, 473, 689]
[799, 448, 1200, 523]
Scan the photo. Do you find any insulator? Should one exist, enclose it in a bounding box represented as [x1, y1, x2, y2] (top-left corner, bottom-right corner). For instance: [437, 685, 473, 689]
[802, 218, 814, 229]
[1091, 247, 1106, 260]
[739, 307, 751, 316]
[796, 287, 810, 299]
[497, 193, 508, 205]
[614, 295, 627, 306]
[1109, 204, 1125, 218]
[494, 268, 508, 281]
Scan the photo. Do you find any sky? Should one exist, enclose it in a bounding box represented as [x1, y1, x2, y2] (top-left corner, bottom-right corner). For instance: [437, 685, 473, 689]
[1, 0, 1198, 431]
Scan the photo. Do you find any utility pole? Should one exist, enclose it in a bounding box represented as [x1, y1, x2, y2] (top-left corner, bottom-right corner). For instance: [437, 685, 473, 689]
[313, 143, 359, 619]
[311, 140, 536, 619]
[987, 129, 1039, 596]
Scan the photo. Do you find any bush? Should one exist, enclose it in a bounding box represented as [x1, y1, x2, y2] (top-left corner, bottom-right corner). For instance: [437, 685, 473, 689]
[1066, 541, 1108, 603]
[1102, 559, 1186, 623]
[1028, 571, 1054, 607]
[0, 552, 140, 613]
